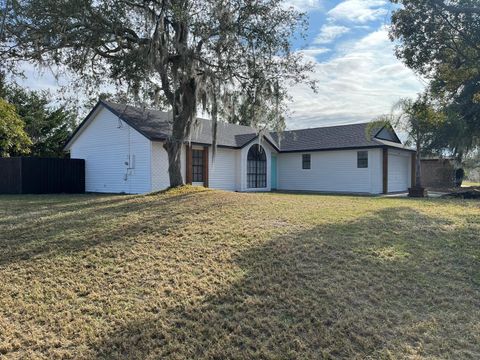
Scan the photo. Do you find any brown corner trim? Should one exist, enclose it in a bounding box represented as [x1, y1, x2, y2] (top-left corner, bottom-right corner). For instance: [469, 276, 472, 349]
[203, 146, 209, 188]
[186, 144, 193, 184]
[411, 152, 416, 188]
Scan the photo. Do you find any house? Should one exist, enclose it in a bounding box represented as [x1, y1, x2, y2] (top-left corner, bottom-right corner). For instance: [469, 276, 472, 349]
[64, 100, 415, 194]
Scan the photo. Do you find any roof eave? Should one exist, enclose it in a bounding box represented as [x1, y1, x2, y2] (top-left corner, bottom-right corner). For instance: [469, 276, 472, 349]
[63, 100, 103, 151]
[278, 144, 416, 153]
[64, 100, 171, 151]
[239, 134, 280, 152]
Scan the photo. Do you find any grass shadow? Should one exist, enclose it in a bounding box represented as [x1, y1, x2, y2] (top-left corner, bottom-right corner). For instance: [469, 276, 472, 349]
[0, 189, 215, 267]
[92, 206, 480, 359]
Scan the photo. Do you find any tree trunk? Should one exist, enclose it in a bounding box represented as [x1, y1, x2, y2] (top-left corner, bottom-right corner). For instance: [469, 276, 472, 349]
[163, 78, 197, 188]
[163, 140, 184, 188]
[415, 143, 422, 188]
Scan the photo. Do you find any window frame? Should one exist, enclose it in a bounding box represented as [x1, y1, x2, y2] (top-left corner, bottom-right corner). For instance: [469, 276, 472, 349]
[302, 154, 311, 170]
[357, 151, 368, 168]
[192, 149, 204, 182]
[247, 144, 267, 189]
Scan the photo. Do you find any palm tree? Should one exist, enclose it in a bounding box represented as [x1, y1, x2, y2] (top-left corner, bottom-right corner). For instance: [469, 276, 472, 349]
[369, 93, 445, 194]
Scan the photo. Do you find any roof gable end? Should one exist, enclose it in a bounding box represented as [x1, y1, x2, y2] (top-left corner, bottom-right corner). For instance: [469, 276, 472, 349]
[373, 125, 402, 143]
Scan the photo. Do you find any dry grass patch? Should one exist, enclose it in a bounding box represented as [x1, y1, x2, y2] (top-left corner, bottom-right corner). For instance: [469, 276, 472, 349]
[0, 187, 479, 359]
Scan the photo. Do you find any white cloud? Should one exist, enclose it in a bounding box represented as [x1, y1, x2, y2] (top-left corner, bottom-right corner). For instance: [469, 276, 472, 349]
[328, 0, 388, 23]
[287, 27, 425, 129]
[313, 25, 350, 44]
[283, 0, 323, 11]
[297, 47, 331, 57]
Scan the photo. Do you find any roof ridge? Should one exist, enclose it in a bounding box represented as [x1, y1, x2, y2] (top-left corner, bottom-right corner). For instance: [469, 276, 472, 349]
[278, 122, 372, 134]
[195, 118, 257, 132]
[103, 100, 258, 132]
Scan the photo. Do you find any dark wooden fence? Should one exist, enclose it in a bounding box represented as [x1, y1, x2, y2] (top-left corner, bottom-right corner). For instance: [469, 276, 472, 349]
[0, 157, 85, 194]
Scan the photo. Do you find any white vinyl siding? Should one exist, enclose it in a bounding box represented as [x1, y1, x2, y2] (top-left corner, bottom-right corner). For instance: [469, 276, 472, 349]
[209, 148, 238, 191]
[277, 149, 383, 194]
[68, 106, 411, 195]
[69, 107, 151, 194]
[150, 142, 170, 191]
[151, 143, 238, 192]
[151, 142, 186, 191]
[388, 150, 411, 192]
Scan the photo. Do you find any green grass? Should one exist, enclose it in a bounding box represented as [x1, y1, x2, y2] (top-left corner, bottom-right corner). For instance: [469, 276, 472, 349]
[0, 187, 479, 359]
[462, 181, 480, 187]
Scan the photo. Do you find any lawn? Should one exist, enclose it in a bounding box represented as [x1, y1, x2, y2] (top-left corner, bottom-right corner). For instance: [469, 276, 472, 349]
[462, 181, 480, 187]
[0, 188, 479, 359]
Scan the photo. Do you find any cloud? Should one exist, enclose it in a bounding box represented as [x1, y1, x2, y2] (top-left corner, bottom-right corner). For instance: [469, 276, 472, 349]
[283, 0, 323, 11]
[287, 27, 425, 129]
[328, 0, 388, 23]
[313, 25, 350, 44]
[297, 47, 331, 57]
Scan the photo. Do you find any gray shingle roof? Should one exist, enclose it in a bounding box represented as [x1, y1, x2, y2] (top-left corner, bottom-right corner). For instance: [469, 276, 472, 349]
[102, 100, 259, 148]
[270, 123, 410, 152]
[66, 100, 413, 152]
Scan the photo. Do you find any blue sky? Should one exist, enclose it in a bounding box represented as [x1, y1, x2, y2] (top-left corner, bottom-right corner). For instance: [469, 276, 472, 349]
[17, 0, 425, 130]
[284, 0, 425, 129]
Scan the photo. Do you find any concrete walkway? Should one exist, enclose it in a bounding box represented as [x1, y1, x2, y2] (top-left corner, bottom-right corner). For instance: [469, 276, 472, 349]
[381, 191, 448, 198]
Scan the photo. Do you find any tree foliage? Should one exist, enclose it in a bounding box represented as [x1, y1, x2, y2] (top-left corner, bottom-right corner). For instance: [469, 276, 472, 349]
[0, 76, 77, 157]
[371, 94, 445, 187]
[1, 0, 314, 186]
[0, 97, 31, 157]
[390, 0, 480, 158]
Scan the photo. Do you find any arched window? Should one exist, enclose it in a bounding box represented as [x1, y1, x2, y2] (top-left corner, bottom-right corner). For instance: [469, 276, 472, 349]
[247, 144, 267, 188]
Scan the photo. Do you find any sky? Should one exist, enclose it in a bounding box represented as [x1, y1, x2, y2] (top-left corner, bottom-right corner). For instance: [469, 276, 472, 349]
[284, 0, 425, 129]
[16, 0, 426, 130]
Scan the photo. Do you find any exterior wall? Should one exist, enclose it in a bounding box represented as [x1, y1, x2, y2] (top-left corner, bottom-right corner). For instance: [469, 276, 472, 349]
[239, 139, 275, 192]
[151, 143, 238, 191]
[209, 147, 238, 191]
[388, 149, 412, 192]
[69, 108, 413, 196]
[69, 107, 151, 194]
[151, 142, 186, 191]
[277, 148, 383, 194]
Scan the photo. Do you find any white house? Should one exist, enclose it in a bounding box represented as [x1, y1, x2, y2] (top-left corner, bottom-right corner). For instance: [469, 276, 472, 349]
[64, 100, 415, 194]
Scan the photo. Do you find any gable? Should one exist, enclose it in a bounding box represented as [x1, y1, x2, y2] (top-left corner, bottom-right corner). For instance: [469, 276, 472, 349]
[374, 126, 401, 143]
[64, 105, 149, 151]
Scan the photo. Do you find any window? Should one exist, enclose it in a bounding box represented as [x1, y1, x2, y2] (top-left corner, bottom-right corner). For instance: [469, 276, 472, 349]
[192, 149, 204, 182]
[357, 151, 368, 168]
[247, 144, 267, 188]
[302, 154, 311, 169]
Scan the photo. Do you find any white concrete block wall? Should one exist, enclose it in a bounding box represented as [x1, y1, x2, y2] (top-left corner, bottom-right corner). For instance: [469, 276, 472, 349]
[69, 107, 151, 194]
[277, 148, 383, 194]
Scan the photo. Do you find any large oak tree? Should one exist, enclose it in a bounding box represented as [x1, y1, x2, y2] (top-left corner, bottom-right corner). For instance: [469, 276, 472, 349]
[390, 0, 480, 159]
[1, 0, 314, 186]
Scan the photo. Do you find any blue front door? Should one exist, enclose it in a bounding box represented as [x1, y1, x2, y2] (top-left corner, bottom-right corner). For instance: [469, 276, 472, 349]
[271, 155, 277, 190]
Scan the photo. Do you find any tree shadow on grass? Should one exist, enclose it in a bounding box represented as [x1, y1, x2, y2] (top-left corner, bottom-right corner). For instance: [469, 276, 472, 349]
[0, 190, 216, 267]
[91, 206, 480, 360]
